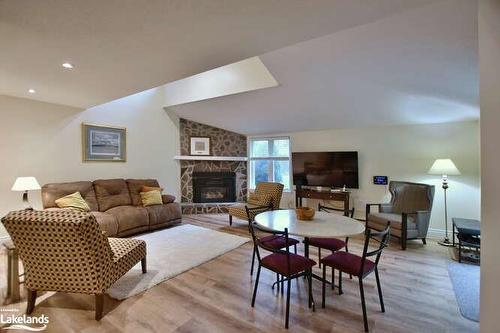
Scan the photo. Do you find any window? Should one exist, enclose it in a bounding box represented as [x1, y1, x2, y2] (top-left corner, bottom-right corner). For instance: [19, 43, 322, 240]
[249, 137, 291, 191]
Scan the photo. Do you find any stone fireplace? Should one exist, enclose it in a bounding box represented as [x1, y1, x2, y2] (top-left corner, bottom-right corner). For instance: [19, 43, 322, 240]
[179, 118, 247, 214]
[192, 172, 236, 203]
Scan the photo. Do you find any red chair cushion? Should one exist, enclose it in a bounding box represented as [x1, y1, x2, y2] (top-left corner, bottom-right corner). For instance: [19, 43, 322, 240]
[260, 235, 299, 249]
[320, 251, 375, 277]
[261, 253, 316, 276]
[308, 237, 346, 251]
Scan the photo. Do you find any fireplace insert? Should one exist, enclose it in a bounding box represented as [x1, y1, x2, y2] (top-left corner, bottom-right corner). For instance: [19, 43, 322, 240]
[192, 172, 236, 203]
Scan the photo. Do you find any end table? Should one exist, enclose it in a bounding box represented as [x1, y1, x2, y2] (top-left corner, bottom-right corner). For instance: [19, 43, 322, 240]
[3, 240, 23, 303]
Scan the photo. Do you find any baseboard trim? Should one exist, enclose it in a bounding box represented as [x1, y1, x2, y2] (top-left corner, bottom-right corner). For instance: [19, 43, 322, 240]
[427, 228, 446, 239]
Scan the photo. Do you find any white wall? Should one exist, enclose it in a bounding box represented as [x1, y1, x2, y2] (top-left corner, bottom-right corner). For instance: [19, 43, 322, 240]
[479, 0, 500, 331]
[255, 121, 480, 235]
[0, 88, 180, 238]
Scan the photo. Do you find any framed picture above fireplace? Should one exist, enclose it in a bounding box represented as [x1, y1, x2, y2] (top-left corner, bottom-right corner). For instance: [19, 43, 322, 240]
[190, 136, 211, 156]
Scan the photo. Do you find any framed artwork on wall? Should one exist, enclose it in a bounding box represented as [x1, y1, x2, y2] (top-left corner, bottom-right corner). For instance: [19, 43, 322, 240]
[82, 123, 127, 162]
[190, 136, 211, 156]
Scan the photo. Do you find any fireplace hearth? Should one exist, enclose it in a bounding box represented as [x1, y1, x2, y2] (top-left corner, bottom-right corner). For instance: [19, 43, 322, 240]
[192, 172, 236, 203]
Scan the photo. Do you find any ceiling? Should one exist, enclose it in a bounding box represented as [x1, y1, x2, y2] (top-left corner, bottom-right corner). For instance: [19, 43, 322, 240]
[0, 0, 442, 108]
[169, 0, 478, 135]
[0, 0, 439, 108]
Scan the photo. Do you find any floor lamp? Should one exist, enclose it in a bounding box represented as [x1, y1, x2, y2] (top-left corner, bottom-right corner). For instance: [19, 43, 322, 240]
[428, 159, 461, 246]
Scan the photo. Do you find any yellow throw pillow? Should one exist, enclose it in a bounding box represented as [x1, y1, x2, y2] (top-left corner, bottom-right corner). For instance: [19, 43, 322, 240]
[140, 190, 163, 207]
[55, 192, 91, 212]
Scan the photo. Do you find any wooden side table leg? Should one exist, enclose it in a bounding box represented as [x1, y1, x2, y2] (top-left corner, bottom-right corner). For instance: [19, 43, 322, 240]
[10, 250, 20, 303]
[6, 250, 12, 299]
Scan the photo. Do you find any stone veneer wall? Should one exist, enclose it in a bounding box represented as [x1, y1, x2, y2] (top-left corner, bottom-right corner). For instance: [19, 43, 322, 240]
[179, 118, 247, 204]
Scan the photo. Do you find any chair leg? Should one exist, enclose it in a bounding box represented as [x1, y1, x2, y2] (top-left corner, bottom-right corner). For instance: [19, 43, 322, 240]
[95, 294, 104, 321]
[318, 248, 322, 268]
[251, 246, 256, 276]
[26, 289, 37, 315]
[322, 265, 326, 308]
[375, 268, 385, 312]
[331, 268, 335, 290]
[307, 270, 312, 309]
[401, 237, 407, 251]
[251, 265, 261, 307]
[338, 271, 343, 295]
[294, 244, 297, 254]
[345, 242, 353, 279]
[274, 273, 279, 290]
[229, 215, 233, 226]
[422, 238, 427, 245]
[141, 257, 147, 274]
[281, 274, 284, 294]
[359, 278, 369, 332]
[285, 277, 291, 329]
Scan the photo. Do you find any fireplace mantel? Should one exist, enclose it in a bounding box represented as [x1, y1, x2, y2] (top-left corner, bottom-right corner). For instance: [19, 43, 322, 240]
[174, 155, 247, 161]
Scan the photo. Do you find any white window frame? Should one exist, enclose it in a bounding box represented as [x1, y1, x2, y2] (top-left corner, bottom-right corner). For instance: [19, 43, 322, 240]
[248, 136, 292, 191]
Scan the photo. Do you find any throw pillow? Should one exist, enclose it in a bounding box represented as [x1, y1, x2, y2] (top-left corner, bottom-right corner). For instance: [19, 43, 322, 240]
[141, 185, 163, 193]
[55, 192, 91, 212]
[140, 190, 163, 206]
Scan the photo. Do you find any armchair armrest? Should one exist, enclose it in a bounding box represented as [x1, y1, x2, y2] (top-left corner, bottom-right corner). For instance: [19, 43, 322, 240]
[161, 194, 176, 204]
[246, 203, 273, 212]
[379, 204, 393, 213]
[366, 204, 380, 222]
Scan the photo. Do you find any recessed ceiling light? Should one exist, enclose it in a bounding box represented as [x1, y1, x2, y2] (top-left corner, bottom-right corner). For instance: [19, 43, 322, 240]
[62, 62, 74, 69]
[28, 89, 36, 94]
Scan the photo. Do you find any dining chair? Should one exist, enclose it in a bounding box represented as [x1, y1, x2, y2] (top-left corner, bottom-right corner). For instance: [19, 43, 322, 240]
[310, 203, 355, 268]
[320, 222, 391, 332]
[245, 206, 316, 329]
[305, 204, 355, 290]
[246, 205, 299, 276]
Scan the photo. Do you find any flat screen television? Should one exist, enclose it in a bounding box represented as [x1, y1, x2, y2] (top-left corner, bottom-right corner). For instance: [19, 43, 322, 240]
[292, 151, 359, 188]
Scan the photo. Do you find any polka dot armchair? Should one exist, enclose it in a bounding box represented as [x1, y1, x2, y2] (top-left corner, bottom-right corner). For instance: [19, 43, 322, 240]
[227, 182, 284, 225]
[1, 209, 147, 320]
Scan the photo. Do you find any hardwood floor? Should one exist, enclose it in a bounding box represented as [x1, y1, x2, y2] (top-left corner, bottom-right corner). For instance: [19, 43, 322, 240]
[0, 214, 478, 332]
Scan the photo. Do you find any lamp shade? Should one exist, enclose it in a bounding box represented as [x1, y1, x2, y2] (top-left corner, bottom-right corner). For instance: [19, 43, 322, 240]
[11, 177, 41, 191]
[427, 159, 461, 176]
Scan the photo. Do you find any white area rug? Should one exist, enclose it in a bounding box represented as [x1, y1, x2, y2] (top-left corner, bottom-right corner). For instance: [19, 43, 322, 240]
[107, 224, 248, 300]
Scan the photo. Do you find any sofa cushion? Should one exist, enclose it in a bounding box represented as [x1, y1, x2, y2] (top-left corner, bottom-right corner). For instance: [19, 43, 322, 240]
[42, 181, 98, 211]
[367, 212, 416, 230]
[367, 212, 418, 238]
[126, 179, 160, 206]
[106, 206, 149, 233]
[106, 205, 149, 233]
[91, 211, 119, 237]
[145, 203, 182, 226]
[94, 179, 132, 211]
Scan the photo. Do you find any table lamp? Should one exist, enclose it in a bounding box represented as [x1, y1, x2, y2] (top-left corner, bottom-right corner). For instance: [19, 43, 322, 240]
[428, 159, 460, 246]
[11, 177, 41, 210]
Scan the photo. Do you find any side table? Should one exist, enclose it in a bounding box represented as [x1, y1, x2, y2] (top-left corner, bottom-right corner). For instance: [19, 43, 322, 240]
[3, 240, 23, 303]
[452, 218, 480, 263]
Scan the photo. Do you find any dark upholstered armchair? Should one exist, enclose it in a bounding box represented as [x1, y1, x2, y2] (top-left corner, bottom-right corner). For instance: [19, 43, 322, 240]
[366, 181, 435, 250]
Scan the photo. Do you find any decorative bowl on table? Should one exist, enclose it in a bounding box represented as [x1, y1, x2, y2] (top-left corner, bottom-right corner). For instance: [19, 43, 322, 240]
[295, 207, 315, 221]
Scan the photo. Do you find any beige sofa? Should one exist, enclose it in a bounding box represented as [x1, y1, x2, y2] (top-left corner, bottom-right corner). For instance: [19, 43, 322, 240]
[42, 178, 182, 237]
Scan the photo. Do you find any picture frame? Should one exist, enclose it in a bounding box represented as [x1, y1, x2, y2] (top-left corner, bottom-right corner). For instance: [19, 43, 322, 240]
[82, 123, 127, 162]
[190, 136, 211, 156]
